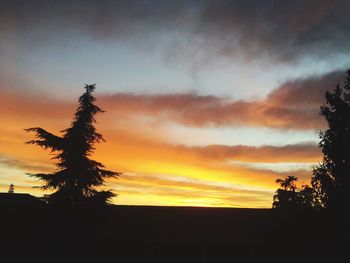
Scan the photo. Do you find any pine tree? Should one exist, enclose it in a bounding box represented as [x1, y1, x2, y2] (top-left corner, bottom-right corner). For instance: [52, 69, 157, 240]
[312, 70, 350, 209]
[25, 84, 120, 205]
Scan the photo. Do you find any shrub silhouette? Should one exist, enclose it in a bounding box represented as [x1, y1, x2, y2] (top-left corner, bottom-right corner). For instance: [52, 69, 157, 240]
[312, 70, 350, 209]
[25, 84, 120, 205]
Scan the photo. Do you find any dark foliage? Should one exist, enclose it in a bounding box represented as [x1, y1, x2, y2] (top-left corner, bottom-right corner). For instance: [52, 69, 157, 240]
[25, 84, 120, 205]
[311, 70, 350, 209]
[272, 176, 321, 209]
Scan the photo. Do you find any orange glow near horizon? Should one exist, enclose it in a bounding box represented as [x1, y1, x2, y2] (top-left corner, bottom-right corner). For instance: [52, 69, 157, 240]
[0, 87, 321, 208]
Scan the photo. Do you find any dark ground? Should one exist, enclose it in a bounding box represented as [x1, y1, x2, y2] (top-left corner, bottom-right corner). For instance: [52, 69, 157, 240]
[1, 202, 349, 263]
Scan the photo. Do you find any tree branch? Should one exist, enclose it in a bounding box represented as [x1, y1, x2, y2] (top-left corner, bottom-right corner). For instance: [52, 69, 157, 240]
[25, 127, 64, 152]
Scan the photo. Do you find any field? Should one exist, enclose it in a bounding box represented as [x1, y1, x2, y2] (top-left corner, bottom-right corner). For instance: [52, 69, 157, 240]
[1, 203, 348, 263]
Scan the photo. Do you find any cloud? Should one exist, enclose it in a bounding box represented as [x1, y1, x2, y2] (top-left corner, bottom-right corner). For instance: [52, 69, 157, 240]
[0, 148, 308, 208]
[267, 71, 343, 107]
[117, 174, 270, 196]
[0, 85, 74, 120]
[1, 70, 343, 133]
[111, 173, 273, 207]
[96, 127, 317, 189]
[192, 0, 349, 63]
[190, 143, 320, 163]
[100, 70, 344, 129]
[0, 0, 349, 63]
[0, 154, 53, 172]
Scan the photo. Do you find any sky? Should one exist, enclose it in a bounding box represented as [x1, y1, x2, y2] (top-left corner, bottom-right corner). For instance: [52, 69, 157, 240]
[1, 0, 350, 208]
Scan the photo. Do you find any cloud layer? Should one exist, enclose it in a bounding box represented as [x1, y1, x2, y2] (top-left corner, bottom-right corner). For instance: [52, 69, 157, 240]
[101, 70, 343, 129]
[1, 0, 349, 64]
[1, 70, 344, 132]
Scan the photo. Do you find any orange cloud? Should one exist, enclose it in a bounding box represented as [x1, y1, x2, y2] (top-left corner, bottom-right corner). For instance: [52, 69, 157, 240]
[1, 71, 342, 134]
[185, 143, 320, 163]
[98, 71, 343, 130]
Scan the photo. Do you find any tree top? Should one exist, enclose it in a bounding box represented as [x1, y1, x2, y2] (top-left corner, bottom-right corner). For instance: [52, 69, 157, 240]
[84, 84, 96, 93]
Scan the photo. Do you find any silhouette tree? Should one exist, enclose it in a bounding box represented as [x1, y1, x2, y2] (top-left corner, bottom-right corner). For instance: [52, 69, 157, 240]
[273, 176, 300, 209]
[25, 84, 120, 205]
[8, 184, 14, 194]
[276, 176, 298, 192]
[311, 70, 350, 209]
[298, 184, 322, 209]
[273, 176, 320, 209]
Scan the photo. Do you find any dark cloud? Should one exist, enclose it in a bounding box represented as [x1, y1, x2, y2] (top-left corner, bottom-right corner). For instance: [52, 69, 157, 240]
[0, 0, 190, 41]
[194, 0, 350, 63]
[0, 0, 349, 63]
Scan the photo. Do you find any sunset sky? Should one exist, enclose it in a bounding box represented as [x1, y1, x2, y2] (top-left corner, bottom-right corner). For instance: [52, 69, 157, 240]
[1, 0, 350, 207]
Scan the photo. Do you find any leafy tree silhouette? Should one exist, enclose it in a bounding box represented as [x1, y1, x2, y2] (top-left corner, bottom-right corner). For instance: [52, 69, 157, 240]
[25, 84, 120, 205]
[311, 70, 350, 209]
[276, 176, 298, 192]
[298, 184, 321, 209]
[273, 176, 300, 209]
[273, 176, 320, 209]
